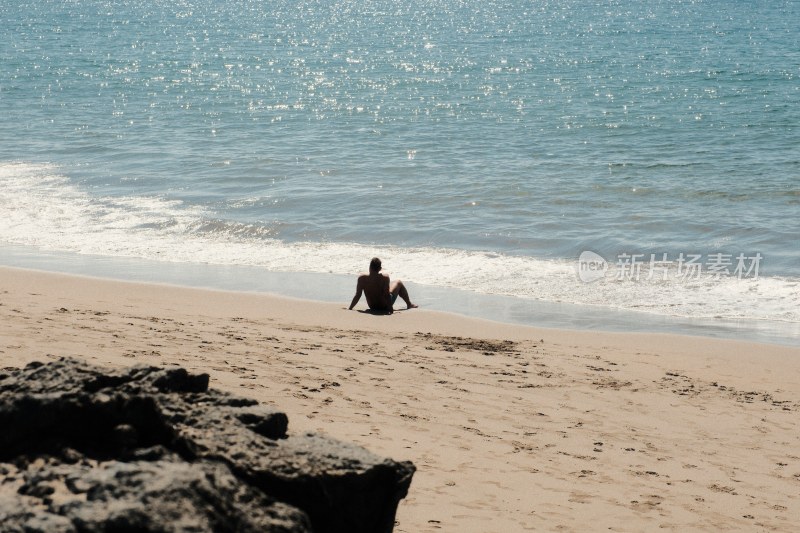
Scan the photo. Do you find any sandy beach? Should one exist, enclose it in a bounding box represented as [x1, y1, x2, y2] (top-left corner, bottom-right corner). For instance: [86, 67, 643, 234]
[1, 265, 799, 531]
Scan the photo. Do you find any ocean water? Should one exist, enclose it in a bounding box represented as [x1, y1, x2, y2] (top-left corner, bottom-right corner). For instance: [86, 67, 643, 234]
[1, 0, 798, 342]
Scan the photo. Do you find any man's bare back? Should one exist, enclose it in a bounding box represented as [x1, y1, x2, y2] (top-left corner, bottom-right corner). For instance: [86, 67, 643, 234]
[348, 257, 417, 313]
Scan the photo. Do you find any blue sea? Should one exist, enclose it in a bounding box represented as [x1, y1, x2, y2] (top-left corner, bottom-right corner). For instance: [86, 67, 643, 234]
[1, 0, 798, 344]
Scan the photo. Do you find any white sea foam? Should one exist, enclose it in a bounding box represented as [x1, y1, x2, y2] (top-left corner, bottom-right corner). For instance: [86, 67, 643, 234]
[1, 162, 798, 325]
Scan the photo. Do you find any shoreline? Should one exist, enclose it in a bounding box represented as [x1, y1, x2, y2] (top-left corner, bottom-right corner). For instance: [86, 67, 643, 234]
[2, 265, 800, 531]
[1, 244, 797, 346]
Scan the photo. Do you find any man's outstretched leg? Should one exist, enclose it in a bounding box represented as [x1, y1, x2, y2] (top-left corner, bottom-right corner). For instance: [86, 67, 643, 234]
[390, 280, 418, 309]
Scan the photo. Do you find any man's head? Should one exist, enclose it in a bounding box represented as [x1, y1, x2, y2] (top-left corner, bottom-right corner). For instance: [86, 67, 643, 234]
[369, 257, 382, 273]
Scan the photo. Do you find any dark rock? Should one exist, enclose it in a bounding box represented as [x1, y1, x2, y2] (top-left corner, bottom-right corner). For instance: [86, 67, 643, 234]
[150, 367, 210, 393]
[0, 357, 414, 533]
[2, 455, 308, 532]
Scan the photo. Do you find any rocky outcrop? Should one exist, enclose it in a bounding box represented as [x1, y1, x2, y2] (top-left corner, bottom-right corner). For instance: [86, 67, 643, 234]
[0, 358, 415, 533]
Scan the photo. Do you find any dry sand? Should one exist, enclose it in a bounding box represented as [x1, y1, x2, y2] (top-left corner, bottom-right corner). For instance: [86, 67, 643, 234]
[1, 265, 799, 531]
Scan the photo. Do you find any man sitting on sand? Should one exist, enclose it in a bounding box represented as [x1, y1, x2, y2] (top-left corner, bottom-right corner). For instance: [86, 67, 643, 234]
[348, 257, 418, 314]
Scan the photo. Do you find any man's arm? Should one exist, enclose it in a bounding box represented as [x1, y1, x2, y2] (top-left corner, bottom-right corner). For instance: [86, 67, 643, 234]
[348, 276, 365, 310]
